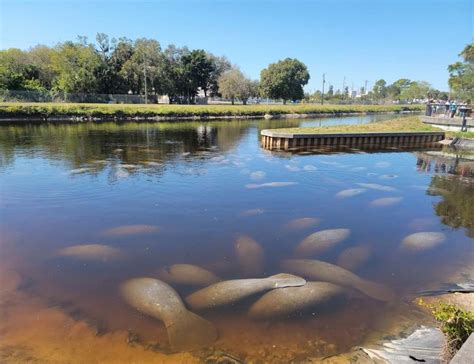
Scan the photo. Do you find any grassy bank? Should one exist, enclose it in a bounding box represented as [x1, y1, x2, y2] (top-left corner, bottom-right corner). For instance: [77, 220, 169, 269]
[266, 116, 474, 140]
[0, 102, 423, 120]
[268, 116, 440, 134]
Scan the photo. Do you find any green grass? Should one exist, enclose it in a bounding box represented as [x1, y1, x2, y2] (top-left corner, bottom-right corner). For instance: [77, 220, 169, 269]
[448, 131, 474, 139]
[269, 116, 442, 134]
[0, 102, 423, 119]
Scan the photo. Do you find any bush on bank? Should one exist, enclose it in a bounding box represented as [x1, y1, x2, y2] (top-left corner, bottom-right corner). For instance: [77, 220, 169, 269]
[0, 102, 424, 120]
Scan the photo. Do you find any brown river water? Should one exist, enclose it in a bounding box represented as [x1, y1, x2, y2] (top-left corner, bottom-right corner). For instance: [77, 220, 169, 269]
[0, 115, 473, 363]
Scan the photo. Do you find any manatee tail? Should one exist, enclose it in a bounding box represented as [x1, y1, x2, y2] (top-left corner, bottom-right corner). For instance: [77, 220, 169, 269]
[166, 310, 218, 352]
[355, 279, 395, 302]
[267, 273, 306, 287]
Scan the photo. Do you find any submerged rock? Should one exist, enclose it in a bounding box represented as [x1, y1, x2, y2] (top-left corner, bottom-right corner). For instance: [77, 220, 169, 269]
[100, 224, 160, 237]
[157, 264, 221, 286]
[401, 232, 446, 252]
[248, 282, 345, 319]
[120, 278, 218, 352]
[281, 259, 394, 302]
[56, 244, 125, 261]
[336, 245, 371, 271]
[286, 217, 321, 230]
[185, 273, 306, 310]
[335, 188, 367, 198]
[295, 229, 351, 257]
[234, 236, 264, 277]
[369, 197, 403, 207]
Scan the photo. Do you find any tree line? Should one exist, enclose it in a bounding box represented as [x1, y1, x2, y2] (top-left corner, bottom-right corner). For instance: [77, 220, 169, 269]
[1, 34, 471, 105]
[0, 33, 310, 104]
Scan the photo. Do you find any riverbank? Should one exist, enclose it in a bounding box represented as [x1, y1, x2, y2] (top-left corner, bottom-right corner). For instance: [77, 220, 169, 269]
[264, 116, 474, 139]
[0, 102, 423, 122]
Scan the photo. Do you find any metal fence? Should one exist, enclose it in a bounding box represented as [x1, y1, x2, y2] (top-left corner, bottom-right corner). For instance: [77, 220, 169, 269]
[0, 89, 412, 106]
[0, 90, 159, 104]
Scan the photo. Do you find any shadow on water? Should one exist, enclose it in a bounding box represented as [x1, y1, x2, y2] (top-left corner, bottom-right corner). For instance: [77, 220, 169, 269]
[0, 114, 472, 362]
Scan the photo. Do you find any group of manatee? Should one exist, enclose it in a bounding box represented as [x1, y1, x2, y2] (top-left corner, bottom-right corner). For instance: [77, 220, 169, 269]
[55, 224, 447, 352]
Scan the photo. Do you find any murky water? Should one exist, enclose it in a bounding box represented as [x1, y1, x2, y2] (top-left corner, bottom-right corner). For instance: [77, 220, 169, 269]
[0, 114, 473, 363]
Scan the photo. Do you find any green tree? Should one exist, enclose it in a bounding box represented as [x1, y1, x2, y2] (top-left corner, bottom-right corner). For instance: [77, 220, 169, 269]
[218, 67, 257, 105]
[259, 58, 310, 104]
[0, 48, 45, 91]
[400, 81, 431, 101]
[206, 53, 231, 97]
[373, 79, 387, 100]
[448, 43, 474, 101]
[120, 38, 165, 96]
[51, 39, 101, 93]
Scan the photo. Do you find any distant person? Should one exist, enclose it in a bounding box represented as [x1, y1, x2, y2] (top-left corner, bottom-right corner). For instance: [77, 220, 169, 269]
[425, 100, 432, 116]
[449, 101, 457, 118]
[444, 100, 450, 117]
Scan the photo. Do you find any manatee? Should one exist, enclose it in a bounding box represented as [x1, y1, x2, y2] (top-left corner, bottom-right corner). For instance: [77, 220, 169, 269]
[370, 197, 403, 206]
[401, 232, 446, 252]
[142, 161, 163, 167]
[185, 273, 306, 310]
[248, 282, 345, 319]
[234, 236, 264, 277]
[303, 165, 317, 171]
[157, 264, 221, 286]
[250, 171, 266, 180]
[240, 208, 265, 216]
[281, 259, 394, 302]
[120, 164, 139, 169]
[336, 245, 371, 271]
[100, 224, 159, 237]
[351, 167, 367, 172]
[357, 183, 396, 192]
[295, 229, 351, 257]
[68, 167, 91, 175]
[115, 168, 129, 179]
[120, 278, 217, 351]
[286, 217, 321, 230]
[56, 244, 125, 261]
[336, 188, 367, 198]
[245, 182, 298, 189]
[285, 164, 301, 172]
[375, 161, 390, 168]
[379, 174, 398, 180]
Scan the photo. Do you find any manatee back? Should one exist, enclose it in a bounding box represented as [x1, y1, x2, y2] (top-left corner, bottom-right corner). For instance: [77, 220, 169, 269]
[120, 277, 185, 321]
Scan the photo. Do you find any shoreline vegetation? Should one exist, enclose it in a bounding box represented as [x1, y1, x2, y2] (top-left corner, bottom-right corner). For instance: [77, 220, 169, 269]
[264, 116, 473, 139]
[0, 102, 423, 122]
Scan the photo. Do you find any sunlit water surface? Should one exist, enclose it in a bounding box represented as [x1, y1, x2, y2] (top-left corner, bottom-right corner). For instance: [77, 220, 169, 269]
[0, 114, 473, 363]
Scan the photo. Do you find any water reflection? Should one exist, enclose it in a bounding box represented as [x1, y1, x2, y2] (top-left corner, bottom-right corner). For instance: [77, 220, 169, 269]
[416, 150, 474, 178]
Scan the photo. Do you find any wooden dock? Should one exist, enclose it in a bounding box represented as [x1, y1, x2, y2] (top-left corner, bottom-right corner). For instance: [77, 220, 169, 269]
[260, 130, 445, 151]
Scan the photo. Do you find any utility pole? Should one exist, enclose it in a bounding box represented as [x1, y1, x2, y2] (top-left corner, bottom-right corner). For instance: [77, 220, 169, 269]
[342, 76, 346, 100]
[321, 73, 325, 105]
[144, 66, 148, 105]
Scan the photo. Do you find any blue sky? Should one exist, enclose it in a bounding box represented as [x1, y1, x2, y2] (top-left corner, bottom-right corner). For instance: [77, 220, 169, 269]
[0, 0, 472, 91]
